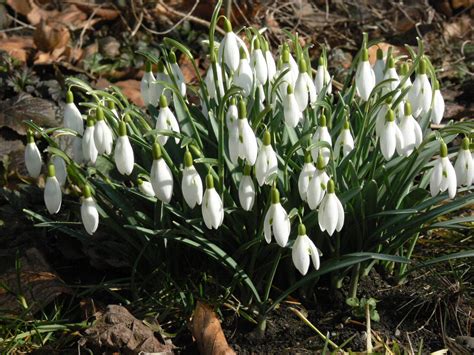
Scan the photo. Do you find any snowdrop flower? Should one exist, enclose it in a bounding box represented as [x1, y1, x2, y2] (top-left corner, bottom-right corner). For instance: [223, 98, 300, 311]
[137, 178, 155, 197]
[382, 56, 400, 95]
[81, 185, 99, 235]
[285, 43, 299, 84]
[230, 99, 258, 165]
[318, 179, 344, 236]
[334, 119, 355, 158]
[262, 39, 276, 84]
[399, 102, 422, 156]
[278, 46, 295, 97]
[454, 137, 473, 187]
[407, 58, 432, 117]
[169, 51, 186, 97]
[311, 114, 332, 165]
[292, 223, 320, 275]
[44, 163, 61, 215]
[234, 48, 254, 96]
[202, 174, 224, 229]
[314, 56, 332, 95]
[399, 62, 412, 89]
[307, 154, 330, 210]
[155, 61, 171, 101]
[255, 130, 278, 186]
[239, 164, 256, 211]
[94, 107, 113, 155]
[82, 116, 98, 164]
[141, 62, 159, 107]
[379, 108, 404, 160]
[295, 59, 317, 111]
[375, 97, 392, 138]
[251, 38, 268, 85]
[150, 143, 173, 204]
[64, 90, 84, 135]
[283, 84, 303, 127]
[24, 130, 42, 178]
[107, 100, 119, 124]
[430, 140, 457, 199]
[114, 120, 134, 175]
[156, 95, 180, 146]
[264, 188, 291, 247]
[373, 48, 385, 85]
[226, 97, 239, 134]
[52, 155, 67, 186]
[430, 80, 445, 125]
[218, 17, 240, 72]
[355, 48, 375, 101]
[298, 151, 316, 201]
[205, 53, 225, 100]
[182, 151, 203, 208]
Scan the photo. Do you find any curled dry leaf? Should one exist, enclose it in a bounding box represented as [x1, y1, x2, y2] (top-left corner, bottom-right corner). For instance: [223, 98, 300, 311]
[191, 301, 236, 355]
[33, 19, 70, 52]
[0, 35, 35, 62]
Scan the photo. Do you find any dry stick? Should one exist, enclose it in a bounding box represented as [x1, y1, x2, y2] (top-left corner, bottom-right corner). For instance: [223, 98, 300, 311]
[366, 303, 373, 353]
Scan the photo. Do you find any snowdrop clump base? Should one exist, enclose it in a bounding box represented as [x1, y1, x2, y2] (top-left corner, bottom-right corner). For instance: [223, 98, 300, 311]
[24, 0, 473, 331]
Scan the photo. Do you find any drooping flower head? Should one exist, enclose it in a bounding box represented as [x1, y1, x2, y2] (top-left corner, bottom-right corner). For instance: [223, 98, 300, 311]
[82, 115, 98, 164]
[169, 51, 186, 97]
[355, 47, 375, 101]
[202, 173, 224, 229]
[137, 178, 155, 197]
[218, 17, 240, 72]
[379, 108, 404, 161]
[239, 164, 256, 211]
[430, 79, 445, 125]
[307, 153, 330, 209]
[150, 142, 173, 204]
[318, 179, 345, 236]
[373, 48, 385, 85]
[114, 119, 134, 175]
[251, 37, 268, 86]
[81, 184, 99, 235]
[298, 151, 316, 202]
[334, 118, 355, 158]
[231, 98, 258, 165]
[64, 90, 84, 135]
[292, 223, 320, 276]
[311, 113, 332, 165]
[295, 58, 316, 111]
[264, 187, 291, 247]
[156, 94, 180, 146]
[141, 61, 159, 107]
[255, 130, 278, 186]
[283, 84, 303, 128]
[399, 101, 422, 157]
[25, 130, 43, 178]
[44, 163, 62, 215]
[430, 140, 457, 199]
[182, 150, 203, 208]
[407, 58, 432, 117]
[234, 47, 254, 97]
[94, 106, 113, 155]
[314, 55, 332, 95]
[454, 137, 473, 187]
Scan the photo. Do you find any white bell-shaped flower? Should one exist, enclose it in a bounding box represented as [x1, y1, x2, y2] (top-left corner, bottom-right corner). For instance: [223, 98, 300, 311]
[141, 62, 159, 107]
[375, 97, 392, 138]
[156, 95, 180, 146]
[205, 55, 225, 100]
[234, 48, 254, 97]
[234, 100, 258, 165]
[292, 224, 320, 275]
[399, 102, 422, 157]
[318, 179, 344, 236]
[255, 130, 278, 186]
[430, 80, 445, 125]
[379, 109, 405, 160]
[307, 154, 330, 210]
[311, 114, 332, 165]
[399, 62, 412, 89]
[314, 56, 332, 95]
[382, 56, 400, 95]
[52, 155, 67, 186]
[430, 140, 457, 199]
[181, 151, 203, 208]
[373, 48, 386, 85]
[82, 116, 98, 165]
[64, 90, 84, 135]
[202, 174, 224, 229]
[278, 47, 296, 97]
[114, 120, 134, 175]
[217, 18, 240, 72]
[137, 178, 155, 197]
[24, 131, 42, 178]
[283, 84, 303, 128]
[263, 39, 276, 84]
[298, 151, 316, 201]
[226, 97, 239, 134]
[251, 38, 268, 85]
[295, 59, 316, 111]
[155, 61, 171, 101]
[107, 100, 119, 124]
[355, 48, 375, 101]
[454, 137, 473, 187]
[150, 143, 173, 204]
[94, 107, 113, 155]
[44, 163, 62, 215]
[81, 185, 99, 235]
[264, 188, 291, 247]
[169, 51, 186, 97]
[239, 164, 256, 211]
[334, 119, 355, 158]
[286, 45, 299, 85]
[407, 58, 432, 117]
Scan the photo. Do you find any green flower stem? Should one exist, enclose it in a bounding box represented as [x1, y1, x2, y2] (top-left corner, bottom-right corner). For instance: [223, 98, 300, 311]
[258, 249, 282, 334]
[348, 263, 361, 299]
[397, 232, 420, 283]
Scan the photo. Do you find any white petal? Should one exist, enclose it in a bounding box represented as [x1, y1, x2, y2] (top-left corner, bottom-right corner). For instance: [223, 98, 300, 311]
[81, 197, 99, 235]
[283, 94, 302, 128]
[44, 177, 62, 214]
[239, 175, 255, 211]
[234, 58, 254, 96]
[356, 61, 375, 101]
[64, 103, 84, 135]
[294, 73, 309, 112]
[380, 122, 396, 160]
[298, 163, 316, 201]
[151, 159, 173, 203]
[264, 205, 274, 244]
[82, 126, 98, 164]
[208, 188, 224, 228]
[271, 203, 290, 247]
[430, 89, 445, 124]
[335, 195, 345, 232]
[139, 181, 155, 197]
[53, 156, 67, 186]
[25, 142, 42, 178]
[114, 136, 134, 175]
[308, 238, 320, 271]
[292, 235, 310, 275]
[182, 166, 203, 208]
[202, 190, 212, 229]
[430, 158, 443, 197]
[319, 193, 338, 236]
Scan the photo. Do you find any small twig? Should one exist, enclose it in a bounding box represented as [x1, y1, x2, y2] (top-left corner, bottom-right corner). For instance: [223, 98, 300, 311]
[7, 14, 35, 30]
[75, 5, 101, 55]
[0, 26, 30, 33]
[366, 303, 373, 354]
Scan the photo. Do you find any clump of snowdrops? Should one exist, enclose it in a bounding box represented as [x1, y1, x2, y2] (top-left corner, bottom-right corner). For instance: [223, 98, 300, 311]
[24, 1, 473, 332]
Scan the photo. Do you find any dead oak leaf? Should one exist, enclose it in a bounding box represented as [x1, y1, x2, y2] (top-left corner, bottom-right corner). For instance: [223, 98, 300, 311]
[0, 35, 35, 62]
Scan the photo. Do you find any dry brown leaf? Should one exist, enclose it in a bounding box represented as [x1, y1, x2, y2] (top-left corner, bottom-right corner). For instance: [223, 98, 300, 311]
[33, 19, 70, 52]
[65, 0, 119, 21]
[0, 35, 35, 62]
[179, 54, 202, 83]
[368, 43, 407, 65]
[6, 0, 32, 16]
[114, 80, 144, 107]
[191, 301, 235, 355]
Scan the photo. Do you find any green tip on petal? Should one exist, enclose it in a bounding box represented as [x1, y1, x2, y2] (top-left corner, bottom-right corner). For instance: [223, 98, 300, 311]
[145, 61, 152, 72]
[418, 58, 427, 75]
[152, 143, 162, 160]
[230, 97, 236, 106]
[400, 63, 409, 76]
[96, 106, 104, 121]
[344, 119, 350, 130]
[206, 174, 214, 188]
[254, 37, 261, 50]
[263, 130, 271, 146]
[440, 141, 448, 158]
[47, 163, 55, 177]
[304, 150, 312, 163]
[376, 48, 383, 60]
[223, 17, 232, 33]
[137, 178, 144, 185]
[107, 100, 116, 109]
[298, 223, 306, 236]
[66, 90, 74, 104]
[159, 94, 168, 108]
[385, 96, 392, 105]
[327, 179, 335, 193]
[385, 108, 395, 122]
[433, 79, 440, 90]
[157, 61, 165, 73]
[238, 99, 247, 119]
[461, 137, 470, 151]
[318, 56, 325, 67]
[27, 130, 35, 143]
[262, 38, 269, 52]
[287, 84, 294, 95]
[298, 59, 307, 73]
[282, 48, 290, 64]
[124, 114, 132, 123]
[118, 121, 127, 136]
[319, 114, 327, 127]
[387, 56, 395, 69]
[83, 184, 92, 198]
[87, 116, 95, 127]
[316, 153, 326, 170]
[184, 150, 193, 167]
[271, 188, 280, 204]
[361, 48, 369, 62]
[169, 51, 177, 64]
[239, 46, 247, 59]
[243, 164, 252, 176]
[404, 101, 412, 116]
